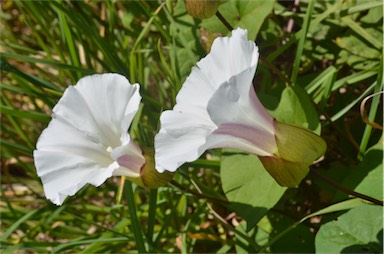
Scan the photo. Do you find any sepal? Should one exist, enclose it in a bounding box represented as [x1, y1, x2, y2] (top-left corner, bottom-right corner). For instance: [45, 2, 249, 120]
[259, 157, 309, 187]
[259, 121, 326, 187]
[128, 148, 174, 188]
[275, 121, 326, 164]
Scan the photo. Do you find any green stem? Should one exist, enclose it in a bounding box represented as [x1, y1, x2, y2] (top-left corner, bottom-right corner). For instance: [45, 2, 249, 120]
[147, 188, 158, 246]
[170, 180, 229, 204]
[258, 221, 301, 253]
[125, 181, 147, 253]
[259, 56, 291, 86]
[216, 11, 233, 31]
[310, 169, 383, 206]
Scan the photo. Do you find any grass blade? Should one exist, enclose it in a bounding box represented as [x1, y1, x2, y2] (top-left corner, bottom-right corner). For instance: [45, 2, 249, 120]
[358, 57, 383, 159]
[290, 0, 315, 84]
[125, 181, 147, 253]
[0, 209, 39, 242]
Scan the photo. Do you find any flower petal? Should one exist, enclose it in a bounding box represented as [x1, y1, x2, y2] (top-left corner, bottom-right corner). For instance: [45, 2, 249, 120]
[174, 28, 257, 113]
[75, 74, 141, 142]
[207, 68, 273, 132]
[54, 73, 141, 147]
[206, 68, 276, 155]
[36, 119, 112, 170]
[34, 149, 118, 205]
[195, 28, 258, 91]
[155, 111, 214, 172]
[34, 73, 142, 205]
[34, 116, 117, 205]
[206, 123, 276, 156]
[155, 28, 259, 172]
[112, 139, 145, 177]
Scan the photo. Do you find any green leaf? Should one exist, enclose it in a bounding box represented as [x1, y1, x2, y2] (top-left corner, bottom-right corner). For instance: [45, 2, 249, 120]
[345, 143, 383, 200]
[259, 198, 366, 252]
[354, 164, 383, 201]
[315, 204, 383, 253]
[201, 0, 274, 39]
[272, 86, 321, 133]
[359, 1, 383, 24]
[335, 23, 381, 70]
[341, 16, 382, 50]
[221, 153, 286, 230]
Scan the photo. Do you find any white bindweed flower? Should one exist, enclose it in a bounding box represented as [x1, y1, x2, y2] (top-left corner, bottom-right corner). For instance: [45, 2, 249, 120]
[155, 28, 326, 187]
[34, 74, 145, 205]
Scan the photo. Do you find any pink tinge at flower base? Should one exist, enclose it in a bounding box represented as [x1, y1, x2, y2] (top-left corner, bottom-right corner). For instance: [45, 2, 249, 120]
[34, 74, 145, 205]
[154, 28, 326, 187]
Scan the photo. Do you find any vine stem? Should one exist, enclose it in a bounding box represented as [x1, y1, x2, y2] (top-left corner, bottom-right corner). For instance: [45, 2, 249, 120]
[310, 169, 383, 206]
[170, 180, 229, 204]
[215, 11, 233, 31]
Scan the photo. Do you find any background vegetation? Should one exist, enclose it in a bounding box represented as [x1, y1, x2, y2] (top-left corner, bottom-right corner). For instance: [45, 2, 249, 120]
[1, 0, 382, 253]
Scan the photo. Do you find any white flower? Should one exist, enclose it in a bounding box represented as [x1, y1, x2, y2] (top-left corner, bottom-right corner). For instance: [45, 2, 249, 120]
[155, 28, 276, 172]
[34, 74, 144, 205]
[154, 28, 326, 187]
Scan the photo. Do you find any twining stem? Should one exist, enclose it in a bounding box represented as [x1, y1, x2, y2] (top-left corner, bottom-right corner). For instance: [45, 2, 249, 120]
[216, 11, 233, 31]
[189, 179, 260, 250]
[310, 169, 383, 206]
[125, 181, 147, 253]
[170, 180, 229, 204]
[259, 57, 291, 86]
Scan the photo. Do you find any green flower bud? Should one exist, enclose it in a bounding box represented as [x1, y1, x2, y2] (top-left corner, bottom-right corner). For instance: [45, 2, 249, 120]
[185, 0, 221, 19]
[259, 121, 327, 187]
[127, 148, 174, 188]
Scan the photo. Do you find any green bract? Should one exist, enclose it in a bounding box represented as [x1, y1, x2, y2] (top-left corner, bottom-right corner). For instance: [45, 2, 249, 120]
[260, 121, 327, 187]
[128, 148, 174, 189]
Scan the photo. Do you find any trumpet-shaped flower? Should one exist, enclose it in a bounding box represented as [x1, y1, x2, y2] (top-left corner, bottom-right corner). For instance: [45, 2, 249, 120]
[155, 28, 326, 187]
[34, 74, 146, 205]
